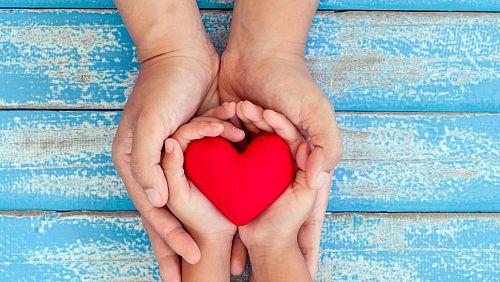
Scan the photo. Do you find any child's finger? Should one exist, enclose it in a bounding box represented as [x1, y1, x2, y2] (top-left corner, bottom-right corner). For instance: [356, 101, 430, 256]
[239, 100, 275, 133]
[142, 206, 201, 265]
[296, 142, 310, 172]
[292, 142, 313, 194]
[202, 101, 237, 120]
[230, 233, 248, 276]
[236, 101, 261, 135]
[173, 121, 225, 151]
[263, 109, 304, 155]
[162, 139, 190, 200]
[193, 117, 246, 143]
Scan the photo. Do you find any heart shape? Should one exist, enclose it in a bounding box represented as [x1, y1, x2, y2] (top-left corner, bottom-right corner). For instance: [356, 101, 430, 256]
[184, 134, 294, 226]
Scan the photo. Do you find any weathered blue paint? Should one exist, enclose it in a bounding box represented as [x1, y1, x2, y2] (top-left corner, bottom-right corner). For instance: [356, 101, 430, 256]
[0, 3, 498, 281]
[319, 213, 500, 281]
[0, 212, 498, 281]
[0, 111, 135, 211]
[1, 10, 499, 111]
[0, 212, 160, 281]
[1, 111, 498, 212]
[0, 0, 499, 11]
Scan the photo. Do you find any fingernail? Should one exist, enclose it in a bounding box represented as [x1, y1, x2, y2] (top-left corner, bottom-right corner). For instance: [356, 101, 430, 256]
[314, 172, 330, 189]
[232, 126, 244, 136]
[164, 140, 173, 153]
[209, 122, 223, 130]
[145, 189, 162, 206]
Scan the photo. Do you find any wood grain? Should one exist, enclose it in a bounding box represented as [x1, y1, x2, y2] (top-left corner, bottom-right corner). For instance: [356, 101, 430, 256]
[0, 10, 498, 111]
[1, 111, 498, 212]
[0, 212, 497, 281]
[0, 0, 498, 11]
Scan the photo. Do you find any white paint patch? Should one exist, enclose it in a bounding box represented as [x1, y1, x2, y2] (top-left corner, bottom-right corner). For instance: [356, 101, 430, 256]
[318, 254, 419, 282]
[0, 114, 117, 167]
[307, 12, 500, 99]
[0, 112, 127, 200]
[0, 11, 138, 109]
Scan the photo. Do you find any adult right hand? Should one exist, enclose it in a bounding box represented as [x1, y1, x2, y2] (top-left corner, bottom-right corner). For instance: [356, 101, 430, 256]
[112, 1, 220, 281]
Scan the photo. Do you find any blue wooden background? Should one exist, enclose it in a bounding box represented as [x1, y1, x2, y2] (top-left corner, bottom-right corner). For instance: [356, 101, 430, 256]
[0, 1, 499, 281]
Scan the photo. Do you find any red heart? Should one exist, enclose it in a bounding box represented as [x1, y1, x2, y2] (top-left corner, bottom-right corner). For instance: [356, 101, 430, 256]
[184, 134, 294, 226]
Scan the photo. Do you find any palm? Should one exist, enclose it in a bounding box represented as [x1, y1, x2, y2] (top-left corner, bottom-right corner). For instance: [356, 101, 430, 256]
[184, 181, 236, 238]
[113, 53, 223, 279]
[127, 58, 220, 129]
[220, 55, 342, 276]
[219, 57, 331, 131]
[239, 170, 315, 242]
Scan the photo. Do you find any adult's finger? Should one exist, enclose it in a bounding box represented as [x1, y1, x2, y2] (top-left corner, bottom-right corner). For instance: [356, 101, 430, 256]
[302, 100, 343, 190]
[297, 176, 331, 277]
[162, 139, 190, 201]
[118, 160, 201, 265]
[230, 232, 248, 276]
[143, 218, 181, 282]
[144, 206, 201, 264]
[131, 112, 171, 207]
[113, 124, 201, 268]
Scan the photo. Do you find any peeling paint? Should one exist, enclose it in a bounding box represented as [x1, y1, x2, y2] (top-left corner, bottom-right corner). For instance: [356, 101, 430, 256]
[0, 10, 498, 111]
[1, 111, 498, 211]
[317, 213, 500, 281]
[306, 11, 500, 111]
[1, 212, 498, 281]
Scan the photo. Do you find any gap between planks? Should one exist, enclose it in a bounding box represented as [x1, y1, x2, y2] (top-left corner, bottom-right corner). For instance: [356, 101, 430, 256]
[1, 109, 499, 116]
[0, 211, 499, 217]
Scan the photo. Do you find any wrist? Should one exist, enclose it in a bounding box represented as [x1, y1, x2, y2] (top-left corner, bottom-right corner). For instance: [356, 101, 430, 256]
[182, 233, 233, 282]
[190, 229, 236, 250]
[197, 237, 233, 255]
[243, 231, 299, 254]
[247, 238, 300, 261]
[222, 41, 305, 70]
[118, 1, 215, 63]
[224, 0, 319, 61]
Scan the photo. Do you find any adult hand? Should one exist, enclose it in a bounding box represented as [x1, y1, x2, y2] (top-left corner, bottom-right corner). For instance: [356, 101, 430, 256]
[112, 1, 220, 281]
[219, 1, 343, 276]
[220, 46, 342, 280]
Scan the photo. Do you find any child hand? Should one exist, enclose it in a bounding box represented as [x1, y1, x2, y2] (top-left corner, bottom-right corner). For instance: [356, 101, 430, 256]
[235, 101, 318, 282]
[161, 102, 245, 244]
[235, 101, 318, 250]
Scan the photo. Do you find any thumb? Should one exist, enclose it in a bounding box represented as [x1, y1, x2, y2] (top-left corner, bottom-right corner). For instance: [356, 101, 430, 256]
[302, 102, 343, 190]
[131, 114, 171, 207]
[294, 142, 319, 200]
[162, 138, 191, 201]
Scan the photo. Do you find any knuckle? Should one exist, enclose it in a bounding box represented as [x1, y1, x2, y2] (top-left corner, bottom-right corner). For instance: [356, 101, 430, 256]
[163, 226, 186, 241]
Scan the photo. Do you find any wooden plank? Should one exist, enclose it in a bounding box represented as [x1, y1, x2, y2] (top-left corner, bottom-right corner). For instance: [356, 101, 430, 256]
[0, 212, 498, 281]
[0, 10, 498, 111]
[318, 213, 500, 282]
[331, 113, 500, 212]
[0, 212, 160, 281]
[0, 0, 499, 12]
[1, 111, 498, 212]
[0, 111, 135, 211]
